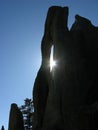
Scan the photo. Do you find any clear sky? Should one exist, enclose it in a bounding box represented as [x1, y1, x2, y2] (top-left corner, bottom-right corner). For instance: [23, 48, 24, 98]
[0, 0, 98, 129]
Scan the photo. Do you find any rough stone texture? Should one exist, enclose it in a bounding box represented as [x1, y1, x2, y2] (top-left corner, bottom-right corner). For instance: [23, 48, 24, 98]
[33, 6, 98, 130]
[8, 103, 24, 130]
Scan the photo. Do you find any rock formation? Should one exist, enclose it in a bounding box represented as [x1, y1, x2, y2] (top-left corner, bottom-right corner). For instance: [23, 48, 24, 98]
[33, 6, 98, 130]
[33, 6, 63, 130]
[8, 103, 24, 130]
[1, 126, 5, 130]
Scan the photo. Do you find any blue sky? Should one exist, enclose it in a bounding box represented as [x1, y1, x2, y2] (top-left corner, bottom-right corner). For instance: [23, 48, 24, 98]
[0, 0, 98, 129]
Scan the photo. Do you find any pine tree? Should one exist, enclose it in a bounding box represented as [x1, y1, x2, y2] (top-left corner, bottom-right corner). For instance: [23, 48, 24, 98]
[19, 98, 34, 130]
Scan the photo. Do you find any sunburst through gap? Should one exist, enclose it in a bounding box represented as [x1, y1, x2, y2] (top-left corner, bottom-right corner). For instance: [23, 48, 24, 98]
[50, 46, 56, 71]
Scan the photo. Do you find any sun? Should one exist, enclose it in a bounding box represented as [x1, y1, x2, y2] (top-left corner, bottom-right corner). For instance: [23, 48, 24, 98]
[50, 45, 56, 71]
[50, 55, 56, 71]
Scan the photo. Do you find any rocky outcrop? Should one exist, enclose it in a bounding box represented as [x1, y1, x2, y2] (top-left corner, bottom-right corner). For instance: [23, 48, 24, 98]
[33, 6, 63, 130]
[1, 126, 5, 130]
[33, 6, 98, 130]
[8, 103, 24, 130]
[70, 14, 98, 105]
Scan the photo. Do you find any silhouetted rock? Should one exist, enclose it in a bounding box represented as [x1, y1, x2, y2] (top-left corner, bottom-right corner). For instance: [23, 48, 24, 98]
[71, 14, 98, 105]
[8, 103, 24, 130]
[33, 6, 63, 130]
[70, 15, 98, 130]
[1, 125, 5, 130]
[33, 6, 98, 130]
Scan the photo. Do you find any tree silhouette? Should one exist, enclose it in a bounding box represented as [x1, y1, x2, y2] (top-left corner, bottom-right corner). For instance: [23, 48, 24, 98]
[19, 98, 34, 130]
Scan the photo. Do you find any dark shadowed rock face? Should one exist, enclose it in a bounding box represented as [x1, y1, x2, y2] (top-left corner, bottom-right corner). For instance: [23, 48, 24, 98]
[8, 103, 24, 130]
[33, 6, 98, 130]
[33, 6, 63, 130]
[70, 14, 98, 106]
